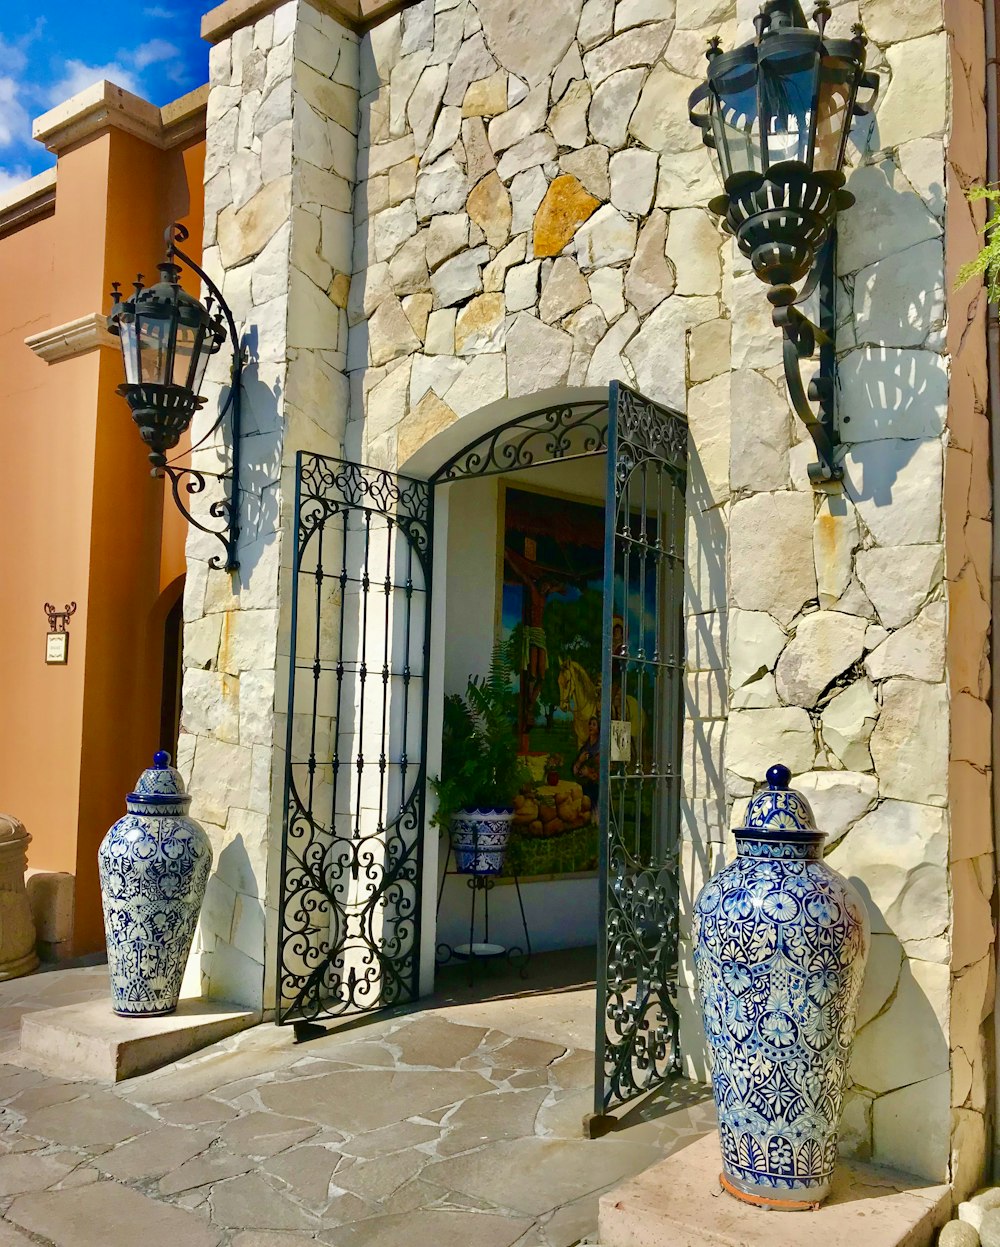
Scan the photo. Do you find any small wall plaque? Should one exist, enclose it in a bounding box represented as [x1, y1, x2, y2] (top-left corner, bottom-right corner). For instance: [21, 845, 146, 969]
[44, 602, 76, 665]
[610, 719, 632, 764]
[45, 633, 69, 664]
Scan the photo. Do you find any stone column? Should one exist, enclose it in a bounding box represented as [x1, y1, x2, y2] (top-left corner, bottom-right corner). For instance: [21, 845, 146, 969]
[179, 0, 358, 1010]
[0, 814, 39, 980]
[722, 0, 992, 1189]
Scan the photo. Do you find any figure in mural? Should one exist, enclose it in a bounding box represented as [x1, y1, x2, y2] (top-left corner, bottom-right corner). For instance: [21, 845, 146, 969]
[572, 715, 601, 817]
[504, 543, 567, 750]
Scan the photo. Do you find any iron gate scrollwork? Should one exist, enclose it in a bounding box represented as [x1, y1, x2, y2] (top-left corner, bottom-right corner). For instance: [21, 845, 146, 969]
[277, 453, 432, 1023]
[595, 380, 687, 1117]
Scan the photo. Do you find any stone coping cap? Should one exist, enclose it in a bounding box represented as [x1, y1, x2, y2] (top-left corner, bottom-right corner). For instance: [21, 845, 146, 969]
[0, 167, 57, 236]
[25, 312, 119, 365]
[201, 0, 413, 40]
[0, 813, 29, 844]
[32, 80, 208, 156]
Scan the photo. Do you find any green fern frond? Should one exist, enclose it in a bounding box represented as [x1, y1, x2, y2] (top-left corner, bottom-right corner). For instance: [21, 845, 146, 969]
[956, 183, 1000, 303]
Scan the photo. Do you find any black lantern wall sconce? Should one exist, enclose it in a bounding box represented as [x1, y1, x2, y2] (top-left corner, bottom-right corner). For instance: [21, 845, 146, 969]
[108, 223, 243, 571]
[689, 0, 879, 483]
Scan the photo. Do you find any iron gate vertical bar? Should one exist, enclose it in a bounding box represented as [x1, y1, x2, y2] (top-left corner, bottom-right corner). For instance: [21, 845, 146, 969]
[277, 451, 306, 1024]
[411, 486, 434, 1005]
[593, 382, 620, 1119]
[592, 380, 688, 1121]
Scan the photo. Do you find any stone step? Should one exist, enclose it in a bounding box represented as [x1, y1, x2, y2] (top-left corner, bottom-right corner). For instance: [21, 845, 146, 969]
[598, 1131, 951, 1247]
[19, 997, 261, 1083]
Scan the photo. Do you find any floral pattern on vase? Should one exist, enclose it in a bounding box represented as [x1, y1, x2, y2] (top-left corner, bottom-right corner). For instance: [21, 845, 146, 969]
[692, 764, 869, 1207]
[450, 810, 514, 875]
[98, 751, 213, 1016]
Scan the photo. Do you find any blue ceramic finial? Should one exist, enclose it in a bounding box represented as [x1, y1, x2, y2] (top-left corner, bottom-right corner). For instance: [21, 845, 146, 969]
[153, 750, 171, 769]
[766, 763, 791, 789]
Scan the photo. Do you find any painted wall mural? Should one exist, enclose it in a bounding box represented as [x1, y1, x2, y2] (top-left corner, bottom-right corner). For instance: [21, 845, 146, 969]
[501, 486, 604, 878]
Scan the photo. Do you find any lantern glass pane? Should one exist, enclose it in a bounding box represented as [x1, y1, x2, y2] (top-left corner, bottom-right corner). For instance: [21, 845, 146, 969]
[190, 326, 216, 396]
[759, 47, 816, 167]
[813, 57, 856, 172]
[137, 313, 172, 386]
[710, 59, 761, 180]
[170, 320, 199, 387]
[118, 319, 139, 385]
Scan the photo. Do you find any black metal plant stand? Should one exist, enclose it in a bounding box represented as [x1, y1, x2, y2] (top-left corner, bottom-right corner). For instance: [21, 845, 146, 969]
[435, 839, 532, 984]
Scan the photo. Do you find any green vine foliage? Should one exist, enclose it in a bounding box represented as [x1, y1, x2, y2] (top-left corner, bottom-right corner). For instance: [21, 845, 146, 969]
[956, 185, 1000, 302]
[429, 639, 528, 829]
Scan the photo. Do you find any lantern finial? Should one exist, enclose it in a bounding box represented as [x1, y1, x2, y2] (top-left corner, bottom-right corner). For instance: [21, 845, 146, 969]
[813, 0, 831, 37]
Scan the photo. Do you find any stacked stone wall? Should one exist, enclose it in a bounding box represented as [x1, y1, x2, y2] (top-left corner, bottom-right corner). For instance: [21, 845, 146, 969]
[186, 0, 993, 1191]
[346, 0, 736, 1061]
[179, 0, 358, 1009]
[717, 0, 992, 1187]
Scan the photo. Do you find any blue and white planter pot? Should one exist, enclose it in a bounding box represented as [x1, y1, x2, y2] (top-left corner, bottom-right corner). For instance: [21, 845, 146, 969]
[450, 809, 514, 875]
[692, 764, 869, 1209]
[98, 751, 212, 1017]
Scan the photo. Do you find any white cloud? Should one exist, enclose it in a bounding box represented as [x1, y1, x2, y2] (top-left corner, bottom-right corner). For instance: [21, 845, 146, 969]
[131, 38, 179, 71]
[143, 6, 174, 18]
[47, 60, 138, 105]
[0, 75, 30, 149]
[0, 163, 35, 196]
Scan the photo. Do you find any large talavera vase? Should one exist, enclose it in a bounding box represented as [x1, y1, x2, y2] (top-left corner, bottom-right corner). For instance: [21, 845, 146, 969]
[98, 751, 212, 1016]
[692, 764, 870, 1210]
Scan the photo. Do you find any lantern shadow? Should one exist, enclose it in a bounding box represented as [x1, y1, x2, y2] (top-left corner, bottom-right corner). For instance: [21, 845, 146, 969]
[232, 324, 283, 593]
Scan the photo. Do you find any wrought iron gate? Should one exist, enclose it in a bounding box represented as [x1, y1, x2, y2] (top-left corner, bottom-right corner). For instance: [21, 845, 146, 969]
[593, 381, 687, 1119]
[278, 387, 687, 1084]
[277, 455, 432, 1023]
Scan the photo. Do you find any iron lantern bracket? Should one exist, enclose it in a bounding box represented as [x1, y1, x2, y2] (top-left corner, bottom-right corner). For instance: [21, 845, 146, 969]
[159, 223, 243, 573]
[770, 234, 841, 483]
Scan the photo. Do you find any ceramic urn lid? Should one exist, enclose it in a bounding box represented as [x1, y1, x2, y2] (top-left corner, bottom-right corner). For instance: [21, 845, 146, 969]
[737, 763, 823, 843]
[126, 751, 191, 813]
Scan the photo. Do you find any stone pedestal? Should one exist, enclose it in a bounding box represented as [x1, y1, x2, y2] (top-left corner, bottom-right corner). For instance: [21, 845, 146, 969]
[598, 1133, 951, 1247]
[19, 997, 260, 1082]
[0, 814, 38, 980]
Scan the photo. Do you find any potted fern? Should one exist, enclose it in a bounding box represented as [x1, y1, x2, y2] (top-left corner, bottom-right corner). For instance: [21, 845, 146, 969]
[431, 642, 527, 875]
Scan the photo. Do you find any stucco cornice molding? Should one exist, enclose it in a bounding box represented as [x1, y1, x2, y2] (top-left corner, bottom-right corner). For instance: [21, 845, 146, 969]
[25, 314, 119, 364]
[32, 82, 208, 157]
[0, 168, 56, 237]
[201, 0, 413, 41]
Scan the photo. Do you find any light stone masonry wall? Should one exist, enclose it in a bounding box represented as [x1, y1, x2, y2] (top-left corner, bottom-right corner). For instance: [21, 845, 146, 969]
[179, 0, 358, 1010]
[716, 0, 992, 1190]
[188, 0, 994, 1195]
[343, 0, 736, 1062]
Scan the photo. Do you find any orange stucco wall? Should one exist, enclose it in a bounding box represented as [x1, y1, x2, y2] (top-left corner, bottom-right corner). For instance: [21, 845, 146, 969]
[0, 120, 204, 953]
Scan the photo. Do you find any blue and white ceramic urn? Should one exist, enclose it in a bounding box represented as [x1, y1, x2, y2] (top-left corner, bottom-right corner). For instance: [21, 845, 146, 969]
[98, 751, 212, 1016]
[692, 764, 869, 1210]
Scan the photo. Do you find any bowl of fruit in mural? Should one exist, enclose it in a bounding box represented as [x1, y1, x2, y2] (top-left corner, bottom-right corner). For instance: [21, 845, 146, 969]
[513, 780, 592, 837]
[505, 781, 599, 876]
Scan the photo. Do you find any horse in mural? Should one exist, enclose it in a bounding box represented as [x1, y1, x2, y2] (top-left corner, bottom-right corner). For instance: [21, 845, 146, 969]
[557, 657, 646, 758]
[558, 659, 599, 748]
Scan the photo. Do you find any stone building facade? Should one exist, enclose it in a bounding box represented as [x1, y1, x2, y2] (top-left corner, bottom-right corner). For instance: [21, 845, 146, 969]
[178, 0, 994, 1195]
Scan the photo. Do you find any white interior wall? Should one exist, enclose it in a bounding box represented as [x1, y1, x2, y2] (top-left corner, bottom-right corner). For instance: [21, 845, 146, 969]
[434, 457, 606, 958]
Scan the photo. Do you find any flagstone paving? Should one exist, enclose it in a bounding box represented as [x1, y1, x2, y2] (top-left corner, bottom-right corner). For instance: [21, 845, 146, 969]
[0, 959, 714, 1247]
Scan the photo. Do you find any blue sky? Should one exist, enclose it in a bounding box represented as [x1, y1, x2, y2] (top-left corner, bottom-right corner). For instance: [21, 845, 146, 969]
[0, 1, 209, 193]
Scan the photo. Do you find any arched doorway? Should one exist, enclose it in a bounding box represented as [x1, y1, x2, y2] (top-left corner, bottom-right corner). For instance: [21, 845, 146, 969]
[277, 382, 687, 1122]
